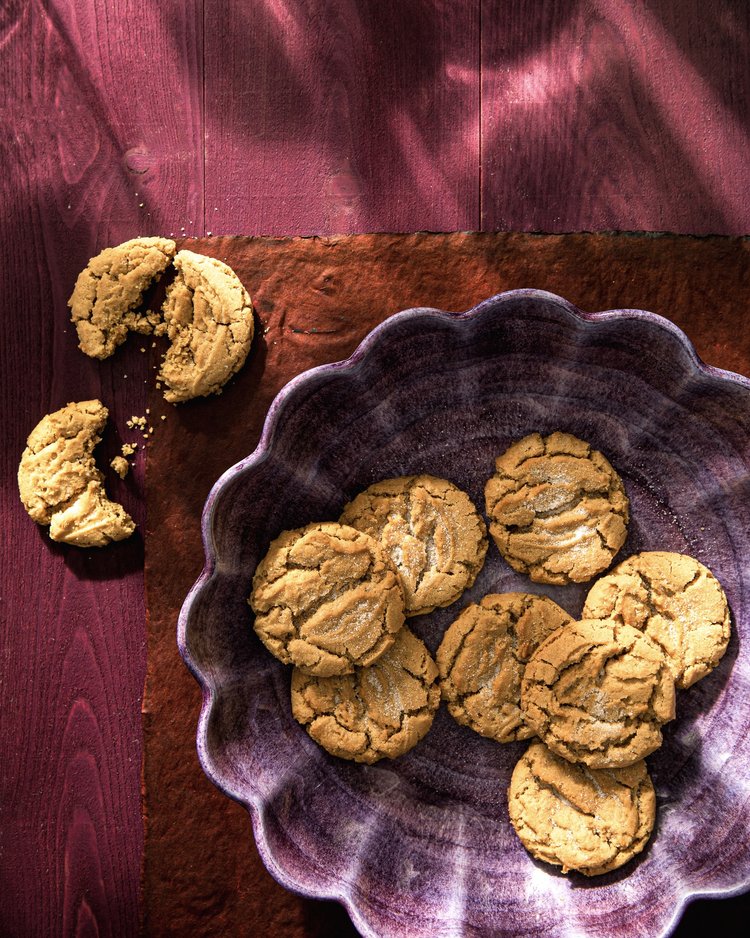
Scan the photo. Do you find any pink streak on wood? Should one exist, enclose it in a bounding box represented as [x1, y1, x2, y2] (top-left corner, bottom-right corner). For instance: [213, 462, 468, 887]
[0, 0, 203, 934]
[203, 0, 481, 235]
[480, 0, 750, 234]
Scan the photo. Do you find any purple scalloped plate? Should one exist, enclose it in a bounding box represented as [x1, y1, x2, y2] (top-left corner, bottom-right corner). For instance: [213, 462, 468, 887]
[178, 290, 750, 938]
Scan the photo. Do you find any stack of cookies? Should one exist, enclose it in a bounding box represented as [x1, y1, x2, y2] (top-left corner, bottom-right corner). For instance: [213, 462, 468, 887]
[249, 476, 488, 763]
[247, 431, 731, 877]
[451, 431, 730, 876]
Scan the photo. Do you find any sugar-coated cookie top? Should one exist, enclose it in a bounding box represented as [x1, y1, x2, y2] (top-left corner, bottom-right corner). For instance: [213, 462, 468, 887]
[485, 431, 629, 585]
[250, 521, 405, 677]
[340, 474, 487, 616]
[583, 550, 731, 689]
[521, 617, 675, 768]
[291, 626, 439, 763]
[437, 592, 572, 743]
[508, 741, 656, 876]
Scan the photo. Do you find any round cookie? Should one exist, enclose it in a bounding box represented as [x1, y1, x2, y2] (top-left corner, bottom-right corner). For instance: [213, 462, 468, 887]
[583, 551, 731, 689]
[339, 475, 488, 617]
[521, 618, 675, 768]
[69, 237, 176, 359]
[484, 432, 629, 585]
[249, 522, 405, 677]
[437, 593, 572, 743]
[17, 400, 135, 547]
[508, 741, 656, 876]
[155, 249, 254, 403]
[291, 626, 439, 763]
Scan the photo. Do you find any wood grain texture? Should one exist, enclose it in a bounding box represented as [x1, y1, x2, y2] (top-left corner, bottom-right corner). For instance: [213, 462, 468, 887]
[0, 1, 202, 934]
[2, 1, 750, 936]
[481, 0, 750, 233]
[203, 0, 481, 235]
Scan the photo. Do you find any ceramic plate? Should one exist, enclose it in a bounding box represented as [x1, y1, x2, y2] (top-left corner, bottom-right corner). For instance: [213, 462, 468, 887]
[179, 290, 750, 938]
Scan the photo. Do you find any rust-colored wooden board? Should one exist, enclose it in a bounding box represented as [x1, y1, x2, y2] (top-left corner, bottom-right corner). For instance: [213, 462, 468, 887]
[143, 231, 750, 937]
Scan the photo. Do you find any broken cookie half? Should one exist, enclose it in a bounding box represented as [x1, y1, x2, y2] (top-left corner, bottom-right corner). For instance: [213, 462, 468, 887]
[18, 400, 135, 547]
[155, 249, 255, 404]
[69, 237, 176, 359]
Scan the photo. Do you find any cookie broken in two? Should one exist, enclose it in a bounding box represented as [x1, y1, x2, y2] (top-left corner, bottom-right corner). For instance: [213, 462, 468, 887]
[19, 238, 255, 549]
[18, 400, 135, 547]
[68, 237, 255, 403]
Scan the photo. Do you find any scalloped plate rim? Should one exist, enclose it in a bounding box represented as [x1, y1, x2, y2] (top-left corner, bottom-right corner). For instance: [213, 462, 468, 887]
[177, 288, 750, 937]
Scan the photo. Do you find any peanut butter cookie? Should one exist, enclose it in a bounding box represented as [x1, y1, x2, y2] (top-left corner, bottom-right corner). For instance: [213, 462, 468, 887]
[508, 741, 656, 876]
[437, 593, 572, 743]
[155, 250, 254, 403]
[291, 626, 439, 763]
[583, 551, 731, 689]
[521, 618, 675, 768]
[69, 237, 176, 359]
[484, 432, 629, 585]
[18, 400, 135, 547]
[339, 475, 488, 617]
[250, 522, 405, 677]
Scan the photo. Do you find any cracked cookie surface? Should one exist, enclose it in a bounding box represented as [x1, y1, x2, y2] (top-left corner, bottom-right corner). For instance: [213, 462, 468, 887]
[69, 237, 176, 359]
[508, 741, 656, 876]
[339, 474, 488, 617]
[437, 593, 572, 743]
[290, 626, 439, 763]
[484, 432, 629, 584]
[520, 618, 675, 768]
[250, 522, 405, 677]
[18, 400, 135, 547]
[583, 551, 731, 689]
[155, 249, 254, 403]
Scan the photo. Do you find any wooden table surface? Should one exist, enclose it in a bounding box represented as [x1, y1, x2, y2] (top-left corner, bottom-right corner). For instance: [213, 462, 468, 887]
[1, 2, 748, 935]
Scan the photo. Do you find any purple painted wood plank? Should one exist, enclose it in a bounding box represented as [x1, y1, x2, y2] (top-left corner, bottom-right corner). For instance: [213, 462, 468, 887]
[203, 0, 481, 236]
[481, 0, 750, 234]
[0, 0, 203, 934]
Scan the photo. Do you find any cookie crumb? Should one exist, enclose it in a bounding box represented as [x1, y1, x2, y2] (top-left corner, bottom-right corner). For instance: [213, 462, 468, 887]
[126, 415, 147, 430]
[121, 443, 137, 457]
[110, 456, 129, 478]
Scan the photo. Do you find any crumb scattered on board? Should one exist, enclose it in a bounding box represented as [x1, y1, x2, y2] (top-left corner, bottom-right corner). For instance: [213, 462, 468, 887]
[110, 456, 129, 478]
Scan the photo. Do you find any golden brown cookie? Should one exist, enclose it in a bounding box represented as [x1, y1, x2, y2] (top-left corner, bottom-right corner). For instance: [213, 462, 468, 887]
[582, 551, 731, 689]
[155, 250, 254, 403]
[69, 237, 176, 359]
[249, 522, 405, 677]
[17, 400, 135, 547]
[484, 432, 629, 585]
[520, 618, 675, 768]
[437, 593, 572, 743]
[339, 475, 488, 617]
[290, 626, 439, 763]
[508, 741, 656, 876]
